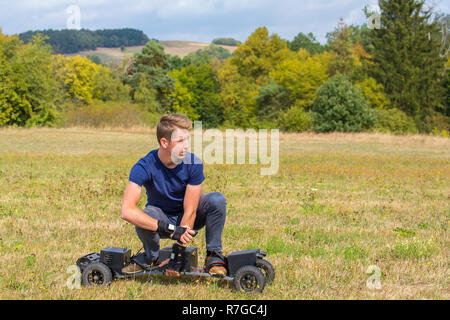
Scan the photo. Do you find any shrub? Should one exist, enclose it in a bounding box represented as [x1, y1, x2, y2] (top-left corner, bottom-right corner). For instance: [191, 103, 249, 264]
[371, 108, 418, 135]
[58, 101, 161, 128]
[426, 113, 450, 133]
[311, 74, 375, 132]
[278, 102, 313, 132]
[255, 81, 291, 122]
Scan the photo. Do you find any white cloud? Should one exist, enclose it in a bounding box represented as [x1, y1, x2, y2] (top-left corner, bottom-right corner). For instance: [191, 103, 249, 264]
[0, 0, 446, 42]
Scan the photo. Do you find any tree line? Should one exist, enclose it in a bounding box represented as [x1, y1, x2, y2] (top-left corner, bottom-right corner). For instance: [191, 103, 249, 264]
[1, 0, 449, 134]
[18, 28, 150, 54]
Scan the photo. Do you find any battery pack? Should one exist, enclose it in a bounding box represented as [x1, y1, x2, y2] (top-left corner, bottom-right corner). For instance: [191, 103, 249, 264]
[159, 246, 198, 272]
[100, 247, 131, 273]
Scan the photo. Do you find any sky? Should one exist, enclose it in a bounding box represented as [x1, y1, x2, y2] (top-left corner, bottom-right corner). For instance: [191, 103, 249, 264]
[0, 0, 448, 44]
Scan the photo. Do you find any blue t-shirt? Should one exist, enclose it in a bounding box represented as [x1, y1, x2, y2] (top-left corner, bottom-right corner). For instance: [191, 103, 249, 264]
[129, 149, 205, 214]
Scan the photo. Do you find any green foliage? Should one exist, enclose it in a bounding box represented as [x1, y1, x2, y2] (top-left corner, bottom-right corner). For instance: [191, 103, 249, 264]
[167, 55, 189, 71]
[0, 53, 32, 126]
[212, 38, 241, 46]
[0, 31, 59, 126]
[87, 54, 102, 65]
[230, 26, 289, 82]
[255, 80, 291, 122]
[184, 44, 231, 66]
[366, 0, 446, 130]
[168, 64, 223, 128]
[216, 27, 292, 128]
[2, 22, 447, 133]
[288, 32, 329, 55]
[442, 66, 450, 117]
[391, 238, 437, 260]
[19, 28, 150, 54]
[356, 77, 390, 110]
[278, 102, 313, 132]
[393, 227, 417, 238]
[92, 66, 131, 102]
[425, 112, 450, 133]
[271, 49, 332, 110]
[168, 44, 232, 71]
[122, 40, 174, 112]
[312, 74, 375, 132]
[217, 59, 259, 128]
[328, 20, 356, 76]
[371, 108, 418, 134]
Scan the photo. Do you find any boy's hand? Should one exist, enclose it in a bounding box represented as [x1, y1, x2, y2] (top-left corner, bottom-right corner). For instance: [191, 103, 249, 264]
[156, 220, 197, 245]
[171, 226, 197, 246]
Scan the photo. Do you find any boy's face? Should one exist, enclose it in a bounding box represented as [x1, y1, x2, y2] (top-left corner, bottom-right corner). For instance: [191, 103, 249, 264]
[168, 128, 190, 164]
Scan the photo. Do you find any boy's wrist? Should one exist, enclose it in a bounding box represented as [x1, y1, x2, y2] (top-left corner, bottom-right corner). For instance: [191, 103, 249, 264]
[157, 220, 175, 235]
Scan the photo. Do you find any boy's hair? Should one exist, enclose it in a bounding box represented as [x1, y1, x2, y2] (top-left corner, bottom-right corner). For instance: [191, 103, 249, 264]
[156, 114, 192, 145]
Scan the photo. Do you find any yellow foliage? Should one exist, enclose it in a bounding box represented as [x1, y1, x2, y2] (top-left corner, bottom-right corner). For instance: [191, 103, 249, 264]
[271, 51, 331, 109]
[356, 77, 389, 110]
[217, 59, 259, 127]
[53, 55, 102, 103]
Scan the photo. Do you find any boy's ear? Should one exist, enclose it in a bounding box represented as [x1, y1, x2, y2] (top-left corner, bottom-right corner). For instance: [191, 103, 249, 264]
[160, 137, 169, 149]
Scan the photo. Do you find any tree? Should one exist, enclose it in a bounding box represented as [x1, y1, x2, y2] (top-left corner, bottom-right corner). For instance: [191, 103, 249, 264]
[0, 31, 59, 126]
[366, 0, 447, 132]
[278, 102, 313, 132]
[255, 80, 291, 123]
[355, 77, 390, 110]
[19, 28, 149, 54]
[288, 32, 328, 55]
[0, 52, 32, 126]
[122, 40, 174, 112]
[312, 74, 375, 132]
[169, 64, 223, 128]
[230, 27, 290, 82]
[328, 19, 357, 76]
[217, 59, 259, 128]
[216, 27, 292, 128]
[212, 38, 241, 46]
[92, 66, 131, 102]
[270, 49, 332, 110]
[53, 55, 101, 104]
[183, 44, 231, 66]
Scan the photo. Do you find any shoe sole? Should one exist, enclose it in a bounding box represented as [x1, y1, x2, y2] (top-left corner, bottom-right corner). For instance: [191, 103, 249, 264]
[165, 269, 180, 277]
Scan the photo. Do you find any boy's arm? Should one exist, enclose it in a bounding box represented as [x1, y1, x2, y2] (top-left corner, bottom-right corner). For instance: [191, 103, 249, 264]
[121, 181, 195, 245]
[121, 181, 159, 231]
[180, 183, 202, 229]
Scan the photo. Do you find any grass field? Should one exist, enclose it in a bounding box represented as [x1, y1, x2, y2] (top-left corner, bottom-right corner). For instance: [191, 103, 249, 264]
[0, 127, 448, 299]
[66, 40, 237, 64]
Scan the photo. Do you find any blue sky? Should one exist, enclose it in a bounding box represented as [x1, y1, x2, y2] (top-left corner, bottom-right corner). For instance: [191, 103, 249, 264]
[0, 0, 448, 44]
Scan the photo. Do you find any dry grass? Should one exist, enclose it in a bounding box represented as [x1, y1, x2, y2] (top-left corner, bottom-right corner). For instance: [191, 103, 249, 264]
[0, 127, 448, 299]
[67, 40, 237, 63]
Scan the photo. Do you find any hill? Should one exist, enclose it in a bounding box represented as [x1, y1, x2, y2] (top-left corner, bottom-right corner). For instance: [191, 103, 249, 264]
[66, 40, 237, 64]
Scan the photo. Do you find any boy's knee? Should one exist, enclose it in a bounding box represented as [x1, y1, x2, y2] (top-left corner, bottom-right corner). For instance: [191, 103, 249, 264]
[207, 192, 227, 211]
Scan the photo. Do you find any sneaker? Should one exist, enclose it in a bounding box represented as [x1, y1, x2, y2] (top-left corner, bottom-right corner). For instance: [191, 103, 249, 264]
[205, 251, 227, 276]
[121, 263, 143, 274]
